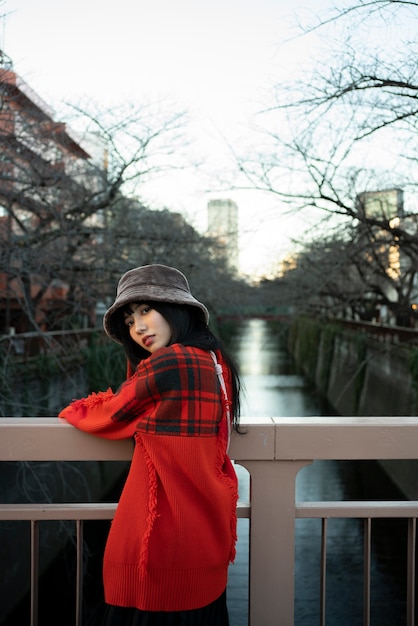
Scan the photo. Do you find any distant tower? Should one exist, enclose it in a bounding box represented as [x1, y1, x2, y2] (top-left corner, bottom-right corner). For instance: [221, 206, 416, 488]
[356, 188, 404, 219]
[207, 199, 239, 271]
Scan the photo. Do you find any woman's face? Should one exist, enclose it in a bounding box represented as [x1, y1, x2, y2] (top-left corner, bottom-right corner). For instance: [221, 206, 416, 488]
[123, 303, 172, 354]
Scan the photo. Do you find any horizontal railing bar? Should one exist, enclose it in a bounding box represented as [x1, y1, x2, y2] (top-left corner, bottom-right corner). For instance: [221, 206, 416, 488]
[7, 499, 417, 522]
[296, 501, 418, 518]
[0, 501, 251, 520]
[0, 418, 134, 461]
[274, 416, 418, 460]
[0, 503, 118, 520]
[3, 416, 418, 462]
[5, 500, 418, 521]
[0, 417, 276, 461]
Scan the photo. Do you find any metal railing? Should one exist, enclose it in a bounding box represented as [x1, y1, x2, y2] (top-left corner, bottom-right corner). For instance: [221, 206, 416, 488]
[1, 416, 418, 626]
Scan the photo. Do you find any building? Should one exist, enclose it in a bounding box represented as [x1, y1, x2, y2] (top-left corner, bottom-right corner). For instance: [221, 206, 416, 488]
[356, 188, 417, 326]
[207, 198, 239, 271]
[0, 51, 94, 333]
[356, 188, 404, 220]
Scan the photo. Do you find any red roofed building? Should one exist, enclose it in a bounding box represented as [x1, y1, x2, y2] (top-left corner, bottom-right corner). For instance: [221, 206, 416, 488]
[0, 51, 94, 333]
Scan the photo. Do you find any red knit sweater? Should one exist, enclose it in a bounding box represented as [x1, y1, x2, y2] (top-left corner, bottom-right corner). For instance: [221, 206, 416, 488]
[59, 344, 238, 611]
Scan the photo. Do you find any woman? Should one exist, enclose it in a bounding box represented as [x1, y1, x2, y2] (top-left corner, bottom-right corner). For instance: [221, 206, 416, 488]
[59, 264, 241, 626]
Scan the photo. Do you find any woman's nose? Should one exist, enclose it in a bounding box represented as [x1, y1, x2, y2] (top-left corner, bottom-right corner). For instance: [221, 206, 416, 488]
[134, 315, 146, 333]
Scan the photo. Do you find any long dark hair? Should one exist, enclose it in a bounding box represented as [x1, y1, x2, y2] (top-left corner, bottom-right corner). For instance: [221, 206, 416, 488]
[115, 301, 241, 428]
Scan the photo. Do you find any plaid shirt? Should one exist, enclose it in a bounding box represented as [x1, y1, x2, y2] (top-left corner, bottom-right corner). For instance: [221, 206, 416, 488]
[60, 344, 229, 440]
[113, 345, 224, 437]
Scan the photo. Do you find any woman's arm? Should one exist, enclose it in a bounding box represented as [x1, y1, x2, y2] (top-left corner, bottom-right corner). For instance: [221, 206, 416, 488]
[58, 378, 141, 439]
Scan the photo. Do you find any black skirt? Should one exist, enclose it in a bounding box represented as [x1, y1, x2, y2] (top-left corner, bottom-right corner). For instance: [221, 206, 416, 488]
[101, 590, 229, 626]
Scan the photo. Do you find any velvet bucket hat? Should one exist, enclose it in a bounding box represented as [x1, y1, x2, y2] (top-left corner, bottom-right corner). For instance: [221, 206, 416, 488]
[103, 264, 209, 343]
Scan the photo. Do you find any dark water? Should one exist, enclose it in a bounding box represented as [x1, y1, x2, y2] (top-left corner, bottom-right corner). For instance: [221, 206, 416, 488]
[2, 319, 411, 625]
[226, 319, 410, 626]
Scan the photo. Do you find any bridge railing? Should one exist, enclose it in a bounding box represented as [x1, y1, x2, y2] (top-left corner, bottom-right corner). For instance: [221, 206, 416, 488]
[1, 416, 418, 626]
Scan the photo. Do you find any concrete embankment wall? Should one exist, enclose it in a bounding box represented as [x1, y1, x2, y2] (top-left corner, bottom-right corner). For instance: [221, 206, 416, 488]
[288, 317, 418, 498]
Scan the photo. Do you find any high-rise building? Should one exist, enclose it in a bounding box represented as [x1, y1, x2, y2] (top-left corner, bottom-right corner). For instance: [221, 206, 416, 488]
[207, 198, 239, 271]
[356, 188, 404, 219]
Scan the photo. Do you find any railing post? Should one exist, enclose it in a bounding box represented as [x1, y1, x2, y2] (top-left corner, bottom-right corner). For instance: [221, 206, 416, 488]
[241, 459, 312, 626]
[30, 520, 39, 626]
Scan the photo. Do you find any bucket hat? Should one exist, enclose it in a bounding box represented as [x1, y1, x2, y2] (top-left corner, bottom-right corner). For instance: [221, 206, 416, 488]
[103, 264, 209, 343]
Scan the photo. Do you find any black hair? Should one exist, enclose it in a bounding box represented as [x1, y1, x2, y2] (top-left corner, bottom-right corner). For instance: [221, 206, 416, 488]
[114, 301, 241, 428]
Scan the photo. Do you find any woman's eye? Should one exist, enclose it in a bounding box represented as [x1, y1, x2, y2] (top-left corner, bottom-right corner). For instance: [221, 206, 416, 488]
[125, 318, 134, 327]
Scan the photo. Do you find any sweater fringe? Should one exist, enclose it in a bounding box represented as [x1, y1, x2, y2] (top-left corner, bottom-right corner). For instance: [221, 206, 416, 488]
[71, 387, 114, 408]
[136, 436, 159, 577]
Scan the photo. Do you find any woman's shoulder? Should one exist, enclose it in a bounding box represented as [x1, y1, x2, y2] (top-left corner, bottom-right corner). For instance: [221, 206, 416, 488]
[136, 344, 218, 397]
[149, 343, 210, 361]
[139, 344, 213, 376]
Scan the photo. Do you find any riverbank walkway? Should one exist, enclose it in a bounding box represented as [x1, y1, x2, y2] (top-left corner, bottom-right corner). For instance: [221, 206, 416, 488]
[1, 416, 418, 626]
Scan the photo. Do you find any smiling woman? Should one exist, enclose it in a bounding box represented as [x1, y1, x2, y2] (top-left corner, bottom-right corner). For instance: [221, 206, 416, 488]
[58, 263, 242, 626]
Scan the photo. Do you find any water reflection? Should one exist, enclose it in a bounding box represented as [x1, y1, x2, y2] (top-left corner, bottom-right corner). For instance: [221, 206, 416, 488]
[226, 319, 407, 626]
[231, 318, 320, 417]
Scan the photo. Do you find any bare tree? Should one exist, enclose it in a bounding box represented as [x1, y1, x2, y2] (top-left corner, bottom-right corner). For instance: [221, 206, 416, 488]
[227, 0, 418, 324]
[0, 61, 192, 333]
[277, 213, 417, 324]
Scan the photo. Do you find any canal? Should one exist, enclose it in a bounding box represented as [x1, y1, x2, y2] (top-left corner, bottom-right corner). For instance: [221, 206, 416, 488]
[227, 318, 409, 626]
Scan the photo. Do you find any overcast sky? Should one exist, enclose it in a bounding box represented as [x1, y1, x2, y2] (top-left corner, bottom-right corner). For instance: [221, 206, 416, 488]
[2, 0, 332, 277]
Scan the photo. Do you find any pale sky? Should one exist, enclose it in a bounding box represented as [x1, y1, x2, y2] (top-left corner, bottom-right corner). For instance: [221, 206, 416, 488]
[2, 0, 331, 277]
